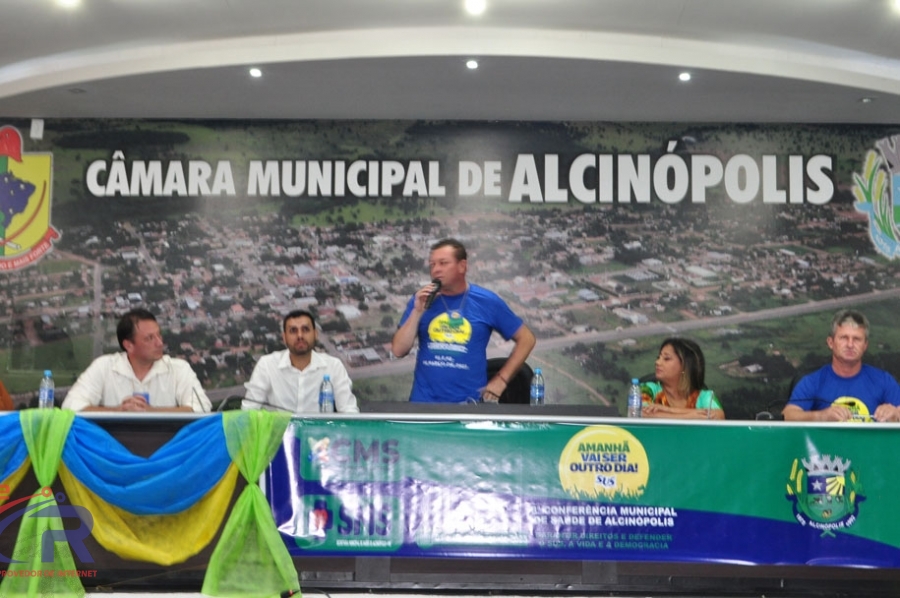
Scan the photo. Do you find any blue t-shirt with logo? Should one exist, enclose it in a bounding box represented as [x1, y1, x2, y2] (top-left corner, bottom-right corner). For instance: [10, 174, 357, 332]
[788, 364, 900, 420]
[399, 284, 523, 403]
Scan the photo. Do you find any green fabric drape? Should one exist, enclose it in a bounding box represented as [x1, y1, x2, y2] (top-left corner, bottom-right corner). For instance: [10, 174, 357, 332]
[0, 408, 82, 598]
[203, 410, 297, 598]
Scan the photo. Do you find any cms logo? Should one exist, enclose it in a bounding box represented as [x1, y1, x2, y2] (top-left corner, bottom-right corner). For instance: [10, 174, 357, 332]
[0, 486, 94, 564]
[330, 439, 399, 464]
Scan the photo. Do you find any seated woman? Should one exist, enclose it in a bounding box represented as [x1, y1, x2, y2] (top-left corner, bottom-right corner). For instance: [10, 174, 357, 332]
[641, 338, 725, 420]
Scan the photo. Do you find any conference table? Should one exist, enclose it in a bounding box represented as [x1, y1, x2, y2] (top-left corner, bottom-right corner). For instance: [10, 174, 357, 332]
[2, 405, 900, 597]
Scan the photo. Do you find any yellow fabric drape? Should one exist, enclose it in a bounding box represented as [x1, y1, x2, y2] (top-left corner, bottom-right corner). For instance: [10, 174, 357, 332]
[58, 462, 239, 565]
[0, 458, 31, 508]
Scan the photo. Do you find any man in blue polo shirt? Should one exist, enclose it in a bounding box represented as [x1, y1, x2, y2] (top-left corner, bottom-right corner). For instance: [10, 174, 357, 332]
[392, 238, 535, 403]
[783, 309, 900, 422]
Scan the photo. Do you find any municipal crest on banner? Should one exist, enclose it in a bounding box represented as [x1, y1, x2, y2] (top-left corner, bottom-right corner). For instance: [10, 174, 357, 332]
[0, 125, 60, 271]
[786, 454, 864, 538]
[853, 134, 900, 259]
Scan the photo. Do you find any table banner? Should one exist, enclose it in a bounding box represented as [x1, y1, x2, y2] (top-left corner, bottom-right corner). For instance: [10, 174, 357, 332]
[264, 419, 900, 566]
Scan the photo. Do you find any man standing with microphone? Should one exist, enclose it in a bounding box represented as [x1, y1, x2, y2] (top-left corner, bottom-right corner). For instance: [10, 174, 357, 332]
[392, 238, 535, 403]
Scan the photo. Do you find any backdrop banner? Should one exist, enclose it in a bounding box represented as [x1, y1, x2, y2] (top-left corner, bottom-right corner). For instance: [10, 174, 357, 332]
[7, 119, 900, 421]
[266, 418, 900, 566]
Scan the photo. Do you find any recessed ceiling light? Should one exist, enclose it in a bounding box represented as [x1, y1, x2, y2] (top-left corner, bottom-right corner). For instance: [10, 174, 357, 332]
[465, 0, 487, 16]
[892, 0, 900, 14]
[678, 72, 692, 82]
[249, 68, 262, 78]
[859, 96, 875, 104]
[56, 0, 80, 7]
[466, 60, 479, 70]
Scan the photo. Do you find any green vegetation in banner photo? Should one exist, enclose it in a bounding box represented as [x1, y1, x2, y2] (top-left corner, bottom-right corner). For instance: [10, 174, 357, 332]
[292, 419, 900, 550]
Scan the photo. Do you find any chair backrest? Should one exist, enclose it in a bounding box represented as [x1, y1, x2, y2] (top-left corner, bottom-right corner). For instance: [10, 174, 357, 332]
[758, 365, 818, 419]
[787, 366, 819, 400]
[486, 357, 534, 404]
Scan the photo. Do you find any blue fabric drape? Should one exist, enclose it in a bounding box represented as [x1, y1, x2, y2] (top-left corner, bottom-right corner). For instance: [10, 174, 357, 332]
[61, 413, 232, 515]
[0, 412, 26, 482]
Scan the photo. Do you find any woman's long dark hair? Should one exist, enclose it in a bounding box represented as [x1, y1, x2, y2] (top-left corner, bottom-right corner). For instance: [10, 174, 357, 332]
[659, 337, 706, 397]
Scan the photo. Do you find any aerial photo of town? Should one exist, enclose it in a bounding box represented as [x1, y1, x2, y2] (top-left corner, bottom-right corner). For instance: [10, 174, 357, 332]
[3, 119, 900, 419]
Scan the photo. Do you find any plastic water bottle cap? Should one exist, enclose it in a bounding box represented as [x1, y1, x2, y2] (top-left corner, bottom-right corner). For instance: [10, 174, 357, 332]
[44, 370, 52, 377]
[323, 374, 331, 381]
[631, 378, 638, 384]
[535, 368, 542, 374]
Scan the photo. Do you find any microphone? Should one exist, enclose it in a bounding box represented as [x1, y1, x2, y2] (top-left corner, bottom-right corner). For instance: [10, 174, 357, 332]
[424, 279, 441, 309]
[755, 410, 785, 421]
[235, 395, 295, 413]
[192, 386, 209, 413]
[758, 396, 826, 420]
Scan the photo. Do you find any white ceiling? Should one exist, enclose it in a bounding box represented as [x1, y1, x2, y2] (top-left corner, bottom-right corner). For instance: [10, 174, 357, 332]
[3, 0, 900, 122]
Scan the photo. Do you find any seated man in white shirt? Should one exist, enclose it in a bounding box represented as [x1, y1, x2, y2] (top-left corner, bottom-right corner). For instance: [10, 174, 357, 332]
[243, 310, 359, 413]
[62, 308, 211, 412]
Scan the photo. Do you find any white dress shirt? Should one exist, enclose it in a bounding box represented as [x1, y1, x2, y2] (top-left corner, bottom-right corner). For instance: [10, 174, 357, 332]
[61, 353, 211, 412]
[242, 349, 359, 414]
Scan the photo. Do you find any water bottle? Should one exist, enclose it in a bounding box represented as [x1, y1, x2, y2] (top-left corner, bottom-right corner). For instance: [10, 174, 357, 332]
[530, 368, 545, 406]
[319, 375, 335, 413]
[38, 370, 55, 409]
[627, 378, 642, 418]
